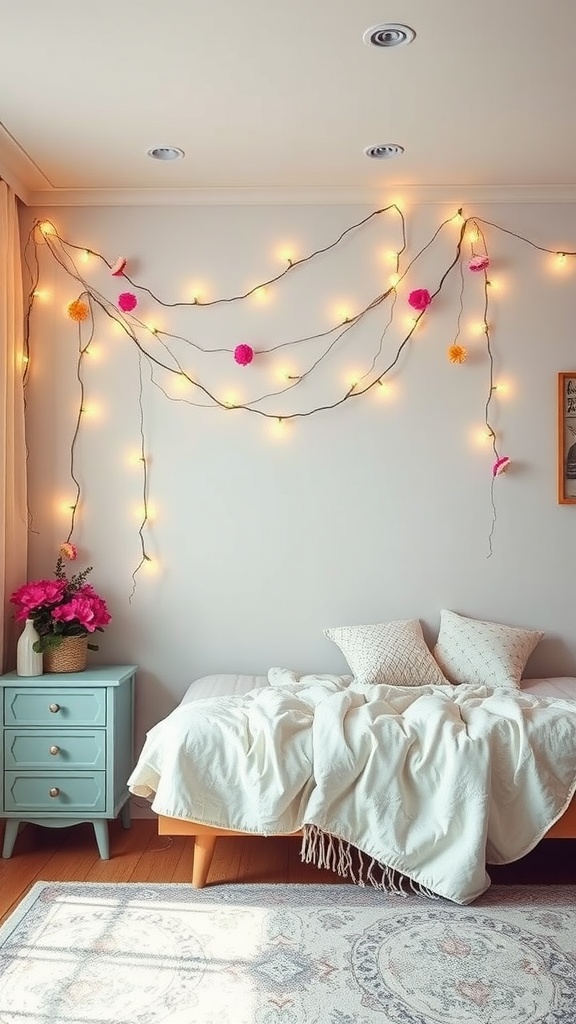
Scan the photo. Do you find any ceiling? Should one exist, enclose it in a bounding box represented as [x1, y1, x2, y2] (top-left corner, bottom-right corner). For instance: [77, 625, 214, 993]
[1, 0, 575, 206]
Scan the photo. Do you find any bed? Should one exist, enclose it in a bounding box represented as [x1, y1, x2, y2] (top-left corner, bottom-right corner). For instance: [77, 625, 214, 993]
[130, 669, 576, 901]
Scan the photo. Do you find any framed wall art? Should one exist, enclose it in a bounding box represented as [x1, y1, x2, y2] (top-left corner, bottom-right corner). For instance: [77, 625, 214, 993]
[558, 372, 576, 504]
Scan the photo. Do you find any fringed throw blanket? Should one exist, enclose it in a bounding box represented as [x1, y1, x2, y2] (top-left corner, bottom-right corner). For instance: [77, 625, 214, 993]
[300, 825, 439, 899]
[128, 670, 576, 904]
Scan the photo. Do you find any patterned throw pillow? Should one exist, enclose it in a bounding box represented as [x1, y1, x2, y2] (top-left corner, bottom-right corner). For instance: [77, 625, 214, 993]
[323, 618, 448, 687]
[433, 609, 544, 689]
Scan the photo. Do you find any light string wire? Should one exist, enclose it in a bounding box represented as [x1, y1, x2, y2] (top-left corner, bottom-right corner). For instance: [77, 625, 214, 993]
[24, 208, 575, 585]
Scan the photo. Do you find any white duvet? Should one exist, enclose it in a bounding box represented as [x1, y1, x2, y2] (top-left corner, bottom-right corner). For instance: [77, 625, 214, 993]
[128, 670, 576, 904]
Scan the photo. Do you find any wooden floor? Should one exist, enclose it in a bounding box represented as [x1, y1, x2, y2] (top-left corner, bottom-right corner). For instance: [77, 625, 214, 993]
[0, 819, 574, 926]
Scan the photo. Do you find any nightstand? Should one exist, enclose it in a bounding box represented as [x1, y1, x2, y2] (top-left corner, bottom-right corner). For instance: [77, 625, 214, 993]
[0, 665, 136, 859]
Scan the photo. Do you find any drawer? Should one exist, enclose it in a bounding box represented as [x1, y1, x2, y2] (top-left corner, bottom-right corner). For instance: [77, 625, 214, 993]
[4, 688, 106, 727]
[4, 729, 106, 770]
[4, 771, 106, 813]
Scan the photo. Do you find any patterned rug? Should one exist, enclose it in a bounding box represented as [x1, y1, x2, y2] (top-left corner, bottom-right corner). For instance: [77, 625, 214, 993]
[0, 882, 575, 1023]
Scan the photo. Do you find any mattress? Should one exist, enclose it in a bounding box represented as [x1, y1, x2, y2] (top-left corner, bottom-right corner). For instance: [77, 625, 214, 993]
[180, 673, 576, 704]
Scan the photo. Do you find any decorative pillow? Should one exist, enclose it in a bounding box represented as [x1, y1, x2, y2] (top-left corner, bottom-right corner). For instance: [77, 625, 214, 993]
[433, 609, 544, 689]
[323, 618, 448, 687]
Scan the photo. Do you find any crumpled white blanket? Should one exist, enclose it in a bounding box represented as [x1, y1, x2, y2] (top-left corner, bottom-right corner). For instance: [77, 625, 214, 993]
[128, 669, 576, 904]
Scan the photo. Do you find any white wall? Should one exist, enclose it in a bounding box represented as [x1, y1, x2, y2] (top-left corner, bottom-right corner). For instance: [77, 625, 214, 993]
[19, 201, 576, 755]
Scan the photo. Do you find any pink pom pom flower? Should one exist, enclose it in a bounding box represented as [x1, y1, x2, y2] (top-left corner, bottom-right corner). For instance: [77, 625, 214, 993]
[59, 542, 77, 561]
[118, 292, 137, 312]
[408, 288, 432, 312]
[234, 343, 254, 366]
[492, 456, 511, 477]
[110, 257, 127, 277]
[469, 254, 490, 272]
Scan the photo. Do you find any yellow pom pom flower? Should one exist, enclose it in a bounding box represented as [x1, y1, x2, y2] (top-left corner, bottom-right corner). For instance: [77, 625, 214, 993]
[448, 344, 467, 364]
[67, 299, 89, 322]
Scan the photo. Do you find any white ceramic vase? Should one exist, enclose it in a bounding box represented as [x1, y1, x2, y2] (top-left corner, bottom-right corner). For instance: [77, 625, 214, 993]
[16, 618, 44, 677]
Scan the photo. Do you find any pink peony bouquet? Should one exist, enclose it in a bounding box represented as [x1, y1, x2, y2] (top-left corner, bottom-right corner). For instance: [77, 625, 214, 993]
[10, 546, 111, 654]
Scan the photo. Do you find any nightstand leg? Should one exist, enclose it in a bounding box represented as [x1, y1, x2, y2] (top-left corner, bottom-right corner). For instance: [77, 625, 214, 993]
[119, 801, 131, 829]
[2, 820, 21, 859]
[92, 820, 110, 860]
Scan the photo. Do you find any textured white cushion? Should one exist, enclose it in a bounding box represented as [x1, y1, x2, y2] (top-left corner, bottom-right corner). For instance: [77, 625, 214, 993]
[324, 618, 448, 687]
[433, 609, 544, 689]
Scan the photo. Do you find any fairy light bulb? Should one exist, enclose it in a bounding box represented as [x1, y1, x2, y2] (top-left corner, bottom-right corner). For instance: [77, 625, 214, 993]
[271, 417, 288, 439]
[32, 289, 50, 302]
[276, 244, 296, 265]
[389, 273, 400, 287]
[80, 250, 90, 264]
[467, 228, 479, 243]
[252, 286, 268, 304]
[39, 221, 55, 236]
[452, 210, 465, 226]
[385, 250, 399, 264]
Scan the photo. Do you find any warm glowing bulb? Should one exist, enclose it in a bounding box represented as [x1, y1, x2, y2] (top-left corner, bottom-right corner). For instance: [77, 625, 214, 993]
[189, 282, 206, 303]
[389, 273, 400, 287]
[21, 354, 29, 366]
[334, 304, 353, 323]
[32, 289, 50, 302]
[80, 250, 90, 263]
[134, 502, 156, 522]
[142, 556, 158, 575]
[469, 321, 485, 337]
[375, 380, 392, 399]
[276, 366, 293, 382]
[276, 244, 296, 264]
[127, 451, 145, 467]
[452, 211, 465, 225]
[557, 253, 567, 266]
[385, 250, 399, 264]
[80, 402, 101, 420]
[405, 315, 419, 328]
[390, 197, 405, 213]
[146, 322, 159, 335]
[492, 382, 510, 395]
[473, 428, 494, 447]
[39, 221, 55, 236]
[252, 286, 269, 304]
[222, 391, 240, 409]
[346, 371, 361, 390]
[173, 373, 193, 393]
[271, 417, 288, 439]
[467, 229, 479, 243]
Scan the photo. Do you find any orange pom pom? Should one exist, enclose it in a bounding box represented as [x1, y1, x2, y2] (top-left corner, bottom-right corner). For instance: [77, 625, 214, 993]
[67, 299, 89, 322]
[448, 344, 467, 364]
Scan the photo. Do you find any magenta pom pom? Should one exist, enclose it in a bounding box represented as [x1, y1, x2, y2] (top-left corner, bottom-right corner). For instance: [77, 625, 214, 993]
[469, 255, 490, 272]
[492, 456, 510, 477]
[118, 292, 137, 312]
[234, 343, 254, 366]
[408, 288, 431, 312]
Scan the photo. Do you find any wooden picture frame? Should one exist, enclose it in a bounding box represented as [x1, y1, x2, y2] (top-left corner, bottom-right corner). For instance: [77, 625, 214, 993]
[558, 372, 576, 504]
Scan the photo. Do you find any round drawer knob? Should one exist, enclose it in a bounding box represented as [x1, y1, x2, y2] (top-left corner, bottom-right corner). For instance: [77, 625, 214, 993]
[49, 703, 60, 714]
[49, 787, 60, 798]
[49, 745, 60, 756]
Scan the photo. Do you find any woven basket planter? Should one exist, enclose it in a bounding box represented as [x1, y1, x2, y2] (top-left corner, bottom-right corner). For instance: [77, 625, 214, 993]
[44, 634, 88, 674]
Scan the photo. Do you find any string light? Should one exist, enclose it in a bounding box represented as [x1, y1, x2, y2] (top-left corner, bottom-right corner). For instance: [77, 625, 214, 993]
[26, 206, 576, 581]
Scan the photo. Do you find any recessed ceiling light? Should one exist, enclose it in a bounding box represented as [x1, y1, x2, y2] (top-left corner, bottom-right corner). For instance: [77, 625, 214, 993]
[364, 144, 405, 160]
[363, 23, 416, 48]
[147, 147, 185, 161]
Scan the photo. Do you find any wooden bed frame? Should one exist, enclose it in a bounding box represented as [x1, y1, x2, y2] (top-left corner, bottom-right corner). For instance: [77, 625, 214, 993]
[158, 798, 576, 888]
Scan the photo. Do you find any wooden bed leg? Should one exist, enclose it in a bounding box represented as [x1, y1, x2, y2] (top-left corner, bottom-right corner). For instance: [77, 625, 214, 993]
[191, 834, 217, 888]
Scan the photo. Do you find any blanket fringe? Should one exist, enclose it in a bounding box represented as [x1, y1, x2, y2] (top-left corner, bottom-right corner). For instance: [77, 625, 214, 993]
[301, 824, 438, 900]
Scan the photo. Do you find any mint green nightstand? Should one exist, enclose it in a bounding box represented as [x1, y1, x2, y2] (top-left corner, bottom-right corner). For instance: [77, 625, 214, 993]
[0, 665, 136, 859]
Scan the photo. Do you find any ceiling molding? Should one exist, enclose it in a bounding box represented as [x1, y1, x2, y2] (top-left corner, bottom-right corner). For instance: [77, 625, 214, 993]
[24, 184, 576, 207]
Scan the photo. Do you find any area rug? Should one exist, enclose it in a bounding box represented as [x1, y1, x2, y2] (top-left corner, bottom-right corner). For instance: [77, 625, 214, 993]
[0, 882, 575, 1023]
